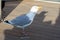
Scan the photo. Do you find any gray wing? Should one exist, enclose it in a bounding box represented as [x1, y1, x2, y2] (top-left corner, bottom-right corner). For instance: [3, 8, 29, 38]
[10, 15, 31, 26]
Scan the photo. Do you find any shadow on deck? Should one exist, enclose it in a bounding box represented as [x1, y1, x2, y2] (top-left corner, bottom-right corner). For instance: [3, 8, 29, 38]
[4, 10, 60, 40]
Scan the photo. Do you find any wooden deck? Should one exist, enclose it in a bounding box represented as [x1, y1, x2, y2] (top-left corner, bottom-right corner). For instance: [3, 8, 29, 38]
[0, 0, 60, 40]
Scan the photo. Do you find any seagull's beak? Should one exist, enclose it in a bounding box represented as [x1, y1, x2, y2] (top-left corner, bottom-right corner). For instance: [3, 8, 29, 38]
[37, 6, 43, 10]
[36, 6, 43, 14]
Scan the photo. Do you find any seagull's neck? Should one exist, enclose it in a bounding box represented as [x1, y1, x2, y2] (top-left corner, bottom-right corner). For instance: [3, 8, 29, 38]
[26, 11, 37, 20]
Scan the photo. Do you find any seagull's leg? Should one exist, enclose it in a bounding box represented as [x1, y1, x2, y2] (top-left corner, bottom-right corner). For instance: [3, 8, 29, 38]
[20, 27, 30, 39]
[22, 27, 28, 36]
[22, 28, 25, 34]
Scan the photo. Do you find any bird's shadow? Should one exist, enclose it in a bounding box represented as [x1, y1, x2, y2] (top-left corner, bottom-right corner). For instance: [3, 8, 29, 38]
[4, 11, 48, 40]
[3, 7, 60, 40]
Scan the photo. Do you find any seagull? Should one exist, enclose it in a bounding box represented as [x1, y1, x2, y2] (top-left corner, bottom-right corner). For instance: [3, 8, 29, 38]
[4, 6, 43, 36]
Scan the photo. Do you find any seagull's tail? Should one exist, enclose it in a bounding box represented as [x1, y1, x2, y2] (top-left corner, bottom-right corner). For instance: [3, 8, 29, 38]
[4, 20, 12, 25]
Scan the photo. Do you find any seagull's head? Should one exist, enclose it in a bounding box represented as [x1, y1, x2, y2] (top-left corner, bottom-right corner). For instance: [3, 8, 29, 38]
[30, 6, 42, 13]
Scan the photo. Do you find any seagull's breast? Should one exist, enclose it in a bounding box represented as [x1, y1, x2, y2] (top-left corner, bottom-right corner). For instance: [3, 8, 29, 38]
[10, 15, 31, 26]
